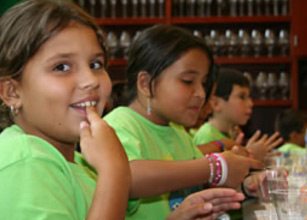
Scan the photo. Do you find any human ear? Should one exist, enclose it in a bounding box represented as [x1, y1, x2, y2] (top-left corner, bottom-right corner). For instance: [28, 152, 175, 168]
[0, 78, 22, 109]
[137, 71, 151, 97]
[210, 96, 223, 113]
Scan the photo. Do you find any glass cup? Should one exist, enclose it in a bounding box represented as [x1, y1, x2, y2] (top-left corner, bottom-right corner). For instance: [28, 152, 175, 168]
[238, 29, 252, 56]
[264, 29, 276, 56]
[256, 71, 268, 99]
[278, 29, 289, 56]
[107, 32, 119, 59]
[251, 29, 264, 57]
[278, 71, 289, 100]
[99, 0, 107, 18]
[197, 0, 205, 16]
[119, 31, 132, 59]
[271, 188, 307, 220]
[251, 168, 288, 204]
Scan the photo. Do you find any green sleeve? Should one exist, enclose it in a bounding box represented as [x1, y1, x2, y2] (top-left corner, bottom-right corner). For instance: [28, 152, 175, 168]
[0, 158, 79, 220]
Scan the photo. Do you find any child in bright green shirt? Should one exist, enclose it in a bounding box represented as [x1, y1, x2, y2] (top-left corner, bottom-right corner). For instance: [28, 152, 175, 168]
[275, 109, 307, 155]
[104, 24, 263, 220]
[194, 68, 283, 161]
[0, 1, 131, 219]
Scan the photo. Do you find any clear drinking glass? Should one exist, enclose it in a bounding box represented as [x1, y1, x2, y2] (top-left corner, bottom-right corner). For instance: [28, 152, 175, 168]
[178, 0, 185, 17]
[89, 0, 97, 17]
[193, 30, 203, 38]
[238, 0, 245, 16]
[247, 0, 254, 16]
[278, 71, 289, 100]
[238, 29, 252, 56]
[256, 71, 268, 99]
[187, 0, 196, 16]
[207, 30, 220, 56]
[267, 72, 277, 99]
[119, 31, 132, 59]
[107, 32, 119, 59]
[197, 0, 205, 16]
[251, 29, 264, 57]
[132, 0, 139, 17]
[264, 29, 276, 56]
[264, 0, 271, 15]
[158, 0, 164, 17]
[273, 0, 279, 16]
[225, 29, 239, 57]
[216, 0, 224, 16]
[110, 0, 117, 18]
[205, 0, 213, 16]
[99, 0, 107, 18]
[271, 188, 307, 220]
[204, 32, 215, 53]
[278, 29, 289, 56]
[140, 0, 147, 17]
[230, 0, 238, 16]
[281, 0, 289, 15]
[255, 0, 262, 15]
[121, 0, 128, 18]
[149, 0, 156, 17]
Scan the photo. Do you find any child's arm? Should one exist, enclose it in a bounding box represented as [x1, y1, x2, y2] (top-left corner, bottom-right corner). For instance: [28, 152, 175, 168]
[197, 136, 249, 157]
[128, 151, 263, 198]
[80, 107, 131, 220]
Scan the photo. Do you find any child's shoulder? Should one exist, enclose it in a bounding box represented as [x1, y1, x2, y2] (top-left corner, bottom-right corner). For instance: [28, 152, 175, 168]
[0, 125, 67, 171]
[104, 106, 145, 127]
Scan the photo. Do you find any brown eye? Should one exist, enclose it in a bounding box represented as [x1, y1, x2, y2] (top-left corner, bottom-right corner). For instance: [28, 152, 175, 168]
[54, 63, 70, 72]
[90, 61, 104, 70]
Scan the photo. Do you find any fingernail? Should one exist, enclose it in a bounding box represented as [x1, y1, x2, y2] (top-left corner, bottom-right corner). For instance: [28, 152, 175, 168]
[80, 121, 88, 129]
[203, 203, 212, 211]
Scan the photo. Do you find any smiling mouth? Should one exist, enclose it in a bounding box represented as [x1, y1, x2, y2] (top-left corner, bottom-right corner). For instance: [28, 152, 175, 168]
[72, 101, 97, 108]
[70, 101, 98, 116]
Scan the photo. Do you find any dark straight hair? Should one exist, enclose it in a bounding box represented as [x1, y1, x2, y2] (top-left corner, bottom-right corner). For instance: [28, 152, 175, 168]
[126, 24, 216, 104]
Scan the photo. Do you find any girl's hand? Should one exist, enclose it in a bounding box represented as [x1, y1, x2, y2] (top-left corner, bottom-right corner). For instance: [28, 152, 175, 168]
[79, 107, 129, 174]
[245, 131, 283, 162]
[222, 151, 264, 189]
[165, 188, 244, 220]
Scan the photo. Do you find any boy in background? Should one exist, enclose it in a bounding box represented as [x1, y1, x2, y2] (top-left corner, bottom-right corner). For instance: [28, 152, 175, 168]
[194, 68, 282, 161]
[275, 109, 307, 155]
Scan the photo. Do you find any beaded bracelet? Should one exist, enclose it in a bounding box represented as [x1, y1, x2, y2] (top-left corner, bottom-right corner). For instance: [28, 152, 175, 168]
[205, 154, 215, 185]
[210, 153, 222, 186]
[213, 153, 228, 186]
[212, 140, 225, 152]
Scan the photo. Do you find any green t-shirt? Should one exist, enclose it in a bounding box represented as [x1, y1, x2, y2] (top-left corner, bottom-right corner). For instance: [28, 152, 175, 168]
[278, 143, 306, 155]
[104, 107, 203, 220]
[0, 125, 97, 220]
[193, 122, 230, 145]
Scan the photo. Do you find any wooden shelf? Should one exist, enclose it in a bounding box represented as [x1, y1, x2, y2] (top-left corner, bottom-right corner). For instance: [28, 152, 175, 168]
[108, 59, 127, 66]
[214, 56, 291, 64]
[253, 99, 292, 107]
[171, 16, 291, 24]
[95, 17, 166, 26]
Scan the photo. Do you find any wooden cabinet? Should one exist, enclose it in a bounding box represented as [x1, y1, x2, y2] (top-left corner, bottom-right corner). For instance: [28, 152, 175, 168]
[76, 0, 306, 110]
[291, 0, 307, 56]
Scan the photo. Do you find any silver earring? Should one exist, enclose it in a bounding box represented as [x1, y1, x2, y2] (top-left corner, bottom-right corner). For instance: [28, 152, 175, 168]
[147, 98, 151, 116]
[10, 105, 19, 116]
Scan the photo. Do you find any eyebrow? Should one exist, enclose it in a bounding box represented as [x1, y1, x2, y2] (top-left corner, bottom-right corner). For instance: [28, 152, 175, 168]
[46, 52, 105, 62]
